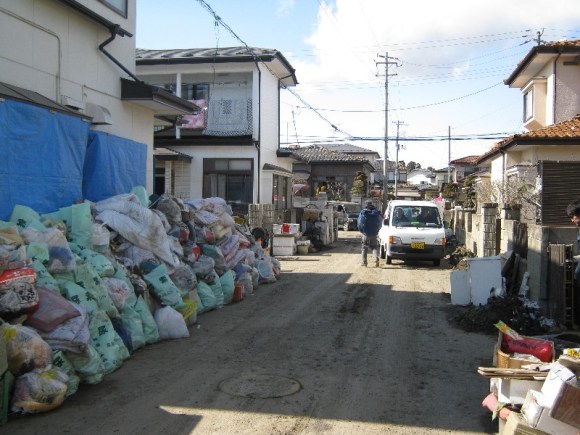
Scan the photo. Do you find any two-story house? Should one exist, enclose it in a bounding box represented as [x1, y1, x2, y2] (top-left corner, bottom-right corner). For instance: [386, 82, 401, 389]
[475, 40, 580, 225]
[135, 47, 298, 215]
[0, 0, 195, 219]
[449, 155, 479, 182]
[467, 39, 580, 324]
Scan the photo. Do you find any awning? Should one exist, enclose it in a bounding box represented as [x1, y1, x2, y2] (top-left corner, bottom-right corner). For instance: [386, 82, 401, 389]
[121, 78, 199, 116]
[262, 163, 292, 176]
[154, 147, 193, 162]
[0, 82, 91, 120]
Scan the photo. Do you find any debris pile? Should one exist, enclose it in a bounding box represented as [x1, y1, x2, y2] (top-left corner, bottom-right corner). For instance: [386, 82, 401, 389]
[0, 192, 282, 417]
[447, 293, 554, 335]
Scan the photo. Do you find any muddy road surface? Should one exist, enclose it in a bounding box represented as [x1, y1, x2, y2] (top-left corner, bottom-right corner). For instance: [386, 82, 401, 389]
[8, 231, 496, 435]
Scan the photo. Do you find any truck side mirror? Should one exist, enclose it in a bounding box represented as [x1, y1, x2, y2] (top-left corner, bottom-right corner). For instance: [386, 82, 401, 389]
[383, 218, 389, 226]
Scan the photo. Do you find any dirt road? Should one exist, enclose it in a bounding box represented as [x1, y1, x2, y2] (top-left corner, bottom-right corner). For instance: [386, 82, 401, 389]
[8, 232, 497, 435]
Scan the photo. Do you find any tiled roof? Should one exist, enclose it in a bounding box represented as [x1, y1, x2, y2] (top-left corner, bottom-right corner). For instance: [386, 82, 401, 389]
[290, 145, 368, 164]
[322, 143, 379, 155]
[136, 46, 298, 87]
[544, 40, 580, 48]
[450, 155, 480, 165]
[478, 115, 580, 163]
[136, 47, 280, 62]
[262, 163, 292, 176]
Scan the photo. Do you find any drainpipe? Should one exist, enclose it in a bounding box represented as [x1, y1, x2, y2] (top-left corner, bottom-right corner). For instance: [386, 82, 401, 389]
[0, 7, 61, 99]
[501, 149, 506, 207]
[252, 62, 262, 203]
[98, 24, 141, 83]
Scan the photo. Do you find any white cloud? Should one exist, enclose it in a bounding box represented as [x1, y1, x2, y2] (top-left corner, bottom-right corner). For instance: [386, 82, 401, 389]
[282, 0, 580, 168]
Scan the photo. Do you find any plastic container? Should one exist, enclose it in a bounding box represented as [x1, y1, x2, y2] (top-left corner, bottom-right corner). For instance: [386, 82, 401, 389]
[297, 245, 309, 255]
[233, 283, 244, 302]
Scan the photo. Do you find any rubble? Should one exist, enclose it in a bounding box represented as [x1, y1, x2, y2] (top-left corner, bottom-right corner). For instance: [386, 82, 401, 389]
[447, 293, 555, 336]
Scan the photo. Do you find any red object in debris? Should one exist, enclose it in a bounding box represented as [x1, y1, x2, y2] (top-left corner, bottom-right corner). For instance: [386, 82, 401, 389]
[501, 334, 553, 362]
[282, 223, 290, 233]
[0, 267, 37, 286]
[233, 284, 244, 302]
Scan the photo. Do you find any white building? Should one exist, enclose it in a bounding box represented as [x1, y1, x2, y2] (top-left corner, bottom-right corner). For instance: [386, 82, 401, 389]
[136, 47, 298, 214]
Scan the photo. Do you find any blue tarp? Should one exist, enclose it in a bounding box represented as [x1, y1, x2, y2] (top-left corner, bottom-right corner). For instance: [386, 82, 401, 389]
[83, 131, 147, 202]
[0, 98, 148, 220]
[0, 99, 89, 220]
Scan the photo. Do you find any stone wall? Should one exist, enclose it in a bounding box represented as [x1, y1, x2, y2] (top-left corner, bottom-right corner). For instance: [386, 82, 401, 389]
[451, 206, 578, 315]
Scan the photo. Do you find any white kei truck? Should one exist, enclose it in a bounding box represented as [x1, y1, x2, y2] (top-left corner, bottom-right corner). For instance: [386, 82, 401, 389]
[378, 200, 447, 267]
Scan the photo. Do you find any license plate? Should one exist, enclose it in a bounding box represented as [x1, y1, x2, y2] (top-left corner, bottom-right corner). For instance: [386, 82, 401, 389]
[411, 241, 425, 249]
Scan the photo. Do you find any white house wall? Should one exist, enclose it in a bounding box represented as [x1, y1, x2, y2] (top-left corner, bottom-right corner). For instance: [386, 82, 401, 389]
[138, 57, 293, 205]
[521, 146, 580, 163]
[555, 60, 580, 124]
[0, 0, 156, 192]
[175, 145, 259, 199]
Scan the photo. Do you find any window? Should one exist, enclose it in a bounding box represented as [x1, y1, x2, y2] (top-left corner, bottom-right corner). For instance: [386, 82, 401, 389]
[273, 174, 290, 209]
[203, 159, 253, 214]
[156, 83, 209, 100]
[180, 83, 209, 101]
[99, 0, 127, 17]
[523, 89, 533, 122]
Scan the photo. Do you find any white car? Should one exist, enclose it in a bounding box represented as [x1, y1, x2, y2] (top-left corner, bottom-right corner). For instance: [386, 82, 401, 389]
[378, 200, 447, 267]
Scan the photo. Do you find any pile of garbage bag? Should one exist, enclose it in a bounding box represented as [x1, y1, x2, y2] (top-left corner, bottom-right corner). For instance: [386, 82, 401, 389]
[0, 190, 281, 415]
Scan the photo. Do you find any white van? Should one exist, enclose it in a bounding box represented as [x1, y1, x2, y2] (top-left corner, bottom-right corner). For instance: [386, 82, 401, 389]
[378, 200, 446, 266]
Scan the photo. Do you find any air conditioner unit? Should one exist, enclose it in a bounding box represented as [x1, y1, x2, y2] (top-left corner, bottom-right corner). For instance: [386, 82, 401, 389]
[61, 95, 85, 110]
[84, 102, 112, 125]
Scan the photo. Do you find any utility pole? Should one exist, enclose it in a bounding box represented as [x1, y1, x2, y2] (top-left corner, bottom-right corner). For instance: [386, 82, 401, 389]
[393, 120, 406, 199]
[447, 126, 451, 185]
[376, 53, 400, 209]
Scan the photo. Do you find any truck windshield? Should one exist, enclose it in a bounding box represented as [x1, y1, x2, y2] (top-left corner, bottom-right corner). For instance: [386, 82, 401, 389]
[392, 206, 441, 227]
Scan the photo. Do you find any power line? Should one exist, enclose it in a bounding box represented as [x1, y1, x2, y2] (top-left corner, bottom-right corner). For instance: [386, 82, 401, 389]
[194, 0, 353, 139]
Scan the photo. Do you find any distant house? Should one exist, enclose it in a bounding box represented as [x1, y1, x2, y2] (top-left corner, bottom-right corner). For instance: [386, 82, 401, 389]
[322, 144, 382, 184]
[136, 46, 298, 214]
[407, 168, 435, 186]
[286, 145, 374, 202]
[449, 155, 479, 182]
[432, 167, 453, 191]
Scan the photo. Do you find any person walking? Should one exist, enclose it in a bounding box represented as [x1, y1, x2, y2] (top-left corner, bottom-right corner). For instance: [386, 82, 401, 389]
[566, 199, 580, 282]
[357, 199, 382, 267]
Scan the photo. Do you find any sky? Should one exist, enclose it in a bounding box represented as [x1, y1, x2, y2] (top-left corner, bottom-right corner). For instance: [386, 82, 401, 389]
[136, 0, 580, 170]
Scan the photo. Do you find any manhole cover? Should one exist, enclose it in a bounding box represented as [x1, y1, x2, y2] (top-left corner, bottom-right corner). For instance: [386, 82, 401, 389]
[219, 373, 302, 399]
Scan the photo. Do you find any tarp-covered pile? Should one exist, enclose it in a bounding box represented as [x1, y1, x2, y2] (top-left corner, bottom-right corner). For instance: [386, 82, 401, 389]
[0, 190, 281, 415]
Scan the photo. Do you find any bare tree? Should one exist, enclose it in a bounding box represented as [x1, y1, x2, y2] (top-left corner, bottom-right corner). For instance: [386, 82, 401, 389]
[474, 166, 540, 222]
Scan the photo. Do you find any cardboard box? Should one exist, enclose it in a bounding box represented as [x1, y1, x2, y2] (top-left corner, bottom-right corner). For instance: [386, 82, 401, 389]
[521, 390, 577, 435]
[548, 358, 580, 429]
[498, 378, 544, 405]
[540, 361, 576, 408]
[272, 245, 295, 256]
[503, 411, 550, 435]
[272, 234, 296, 256]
